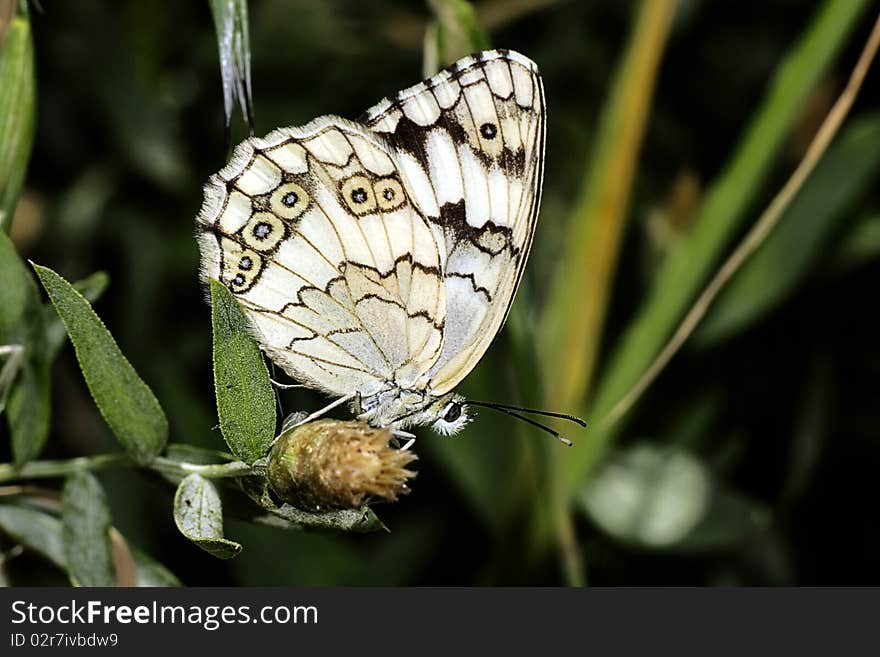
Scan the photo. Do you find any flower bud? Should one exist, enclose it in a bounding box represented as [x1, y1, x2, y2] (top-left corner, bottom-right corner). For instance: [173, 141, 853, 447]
[267, 419, 417, 511]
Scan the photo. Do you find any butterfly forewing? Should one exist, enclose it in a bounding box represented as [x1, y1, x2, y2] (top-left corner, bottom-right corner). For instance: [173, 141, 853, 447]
[197, 49, 545, 414]
[363, 50, 546, 395]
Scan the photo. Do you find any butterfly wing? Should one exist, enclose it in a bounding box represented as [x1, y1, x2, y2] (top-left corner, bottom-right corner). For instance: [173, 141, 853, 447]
[196, 119, 449, 397]
[363, 49, 546, 395]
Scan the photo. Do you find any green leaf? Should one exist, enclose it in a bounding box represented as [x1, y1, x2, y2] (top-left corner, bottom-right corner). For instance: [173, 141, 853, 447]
[131, 548, 182, 587]
[33, 263, 168, 463]
[0, 3, 36, 233]
[424, 0, 490, 76]
[210, 279, 276, 463]
[0, 502, 181, 586]
[697, 114, 880, 343]
[580, 444, 769, 552]
[174, 473, 242, 559]
[5, 349, 50, 464]
[62, 470, 116, 586]
[0, 231, 50, 464]
[565, 0, 871, 495]
[0, 504, 67, 570]
[45, 270, 110, 360]
[0, 231, 30, 336]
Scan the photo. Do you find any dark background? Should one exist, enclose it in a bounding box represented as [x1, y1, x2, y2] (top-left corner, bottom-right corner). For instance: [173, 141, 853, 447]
[3, 0, 879, 585]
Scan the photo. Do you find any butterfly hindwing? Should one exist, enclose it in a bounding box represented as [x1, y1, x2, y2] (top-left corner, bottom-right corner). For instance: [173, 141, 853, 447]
[363, 49, 546, 394]
[196, 119, 449, 396]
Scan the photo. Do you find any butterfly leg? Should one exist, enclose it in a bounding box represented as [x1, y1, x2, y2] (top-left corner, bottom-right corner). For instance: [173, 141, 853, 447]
[269, 377, 307, 390]
[268, 393, 357, 449]
[392, 429, 416, 451]
[291, 393, 355, 428]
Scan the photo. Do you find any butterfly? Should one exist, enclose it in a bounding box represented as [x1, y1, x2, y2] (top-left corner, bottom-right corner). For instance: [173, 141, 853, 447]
[196, 49, 580, 443]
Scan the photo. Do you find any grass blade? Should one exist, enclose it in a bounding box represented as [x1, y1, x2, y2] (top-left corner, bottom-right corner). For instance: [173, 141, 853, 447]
[539, 0, 678, 414]
[424, 0, 490, 75]
[208, 0, 254, 137]
[563, 0, 871, 497]
[696, 113, 880, 343]
[210, 279, 276, 464]
[33, 263, 168, 464]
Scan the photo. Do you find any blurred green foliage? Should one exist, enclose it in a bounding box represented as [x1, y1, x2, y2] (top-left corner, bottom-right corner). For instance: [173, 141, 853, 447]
[1, 0, 879, 585]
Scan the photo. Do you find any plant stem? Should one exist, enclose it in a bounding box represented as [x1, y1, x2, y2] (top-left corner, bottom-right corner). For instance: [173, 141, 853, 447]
[556, 501, 586, 586]
[151, 457, 256, 479]
[0, 453, 255, 484]
[0, 454, 128, 482]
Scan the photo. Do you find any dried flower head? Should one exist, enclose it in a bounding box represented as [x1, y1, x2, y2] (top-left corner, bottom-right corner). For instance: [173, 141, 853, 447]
[267, 419, 417, 511]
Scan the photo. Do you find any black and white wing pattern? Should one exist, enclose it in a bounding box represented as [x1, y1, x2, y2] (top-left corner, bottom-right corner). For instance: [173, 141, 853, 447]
[196, 119, 448, 397]
[363, 49, 545, 395]
[196, 49, 545, 419]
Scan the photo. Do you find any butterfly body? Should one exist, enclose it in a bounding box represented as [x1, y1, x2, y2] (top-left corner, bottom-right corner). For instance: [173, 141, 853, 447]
[197, 49, 546, 436]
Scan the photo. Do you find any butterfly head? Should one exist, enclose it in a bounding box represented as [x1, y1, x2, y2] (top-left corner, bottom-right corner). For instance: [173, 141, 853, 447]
[355, 388, 470, 436]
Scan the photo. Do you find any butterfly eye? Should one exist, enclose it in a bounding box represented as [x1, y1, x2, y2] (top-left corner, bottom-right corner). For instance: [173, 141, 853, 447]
[443, 402, 462, 423]
[433, 399, 469, 436]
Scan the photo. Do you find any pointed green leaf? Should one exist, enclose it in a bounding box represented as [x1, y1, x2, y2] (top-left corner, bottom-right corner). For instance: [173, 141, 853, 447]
[0, 3, 36, 233]
[0, 504, 67, 570]
[33, 263, 167, 463]
[174, 473, 242, 559]
[210, 279, 276, 463]
[44, 270, 110, 360]
[62, 470, 116, 586]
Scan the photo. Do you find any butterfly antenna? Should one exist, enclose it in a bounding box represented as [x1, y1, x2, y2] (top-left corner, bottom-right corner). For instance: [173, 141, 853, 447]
[466, 402, 573, 446]
[469, 400, 587, 428]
